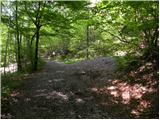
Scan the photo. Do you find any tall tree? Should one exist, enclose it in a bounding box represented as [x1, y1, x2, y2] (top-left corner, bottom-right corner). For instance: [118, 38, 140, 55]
[15, 0, 22, 71]
[25, 1, 45, 70]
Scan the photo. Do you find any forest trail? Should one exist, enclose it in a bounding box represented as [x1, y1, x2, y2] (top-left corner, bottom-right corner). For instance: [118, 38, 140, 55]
[4, 57, 158, 119]
[6, 57, 118, 119]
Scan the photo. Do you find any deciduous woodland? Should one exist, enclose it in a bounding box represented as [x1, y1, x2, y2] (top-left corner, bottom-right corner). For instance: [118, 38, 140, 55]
[1, 0, 159, 119]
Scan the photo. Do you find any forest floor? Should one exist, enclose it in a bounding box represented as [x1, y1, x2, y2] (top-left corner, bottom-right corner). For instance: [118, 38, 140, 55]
[1, 57, 158, 119]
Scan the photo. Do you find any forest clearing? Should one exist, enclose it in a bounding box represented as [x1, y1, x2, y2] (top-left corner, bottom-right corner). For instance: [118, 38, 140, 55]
[1, 0, 159, 119]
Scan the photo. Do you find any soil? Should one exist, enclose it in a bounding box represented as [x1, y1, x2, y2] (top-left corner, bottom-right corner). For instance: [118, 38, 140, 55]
[1, 57, 158, 119]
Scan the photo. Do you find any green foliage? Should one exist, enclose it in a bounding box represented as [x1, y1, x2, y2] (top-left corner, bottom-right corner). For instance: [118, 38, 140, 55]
[1, 0, 158, 82]
[116, 54, 139, 72]
[1, 72, 25, 97]
[1, 2, 158, 119]
[61, 58, 84, 64]
[1, 58, 45, 98]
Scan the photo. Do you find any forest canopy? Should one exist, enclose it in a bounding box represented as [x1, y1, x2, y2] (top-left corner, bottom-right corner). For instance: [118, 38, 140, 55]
[1, 0, 158, 72]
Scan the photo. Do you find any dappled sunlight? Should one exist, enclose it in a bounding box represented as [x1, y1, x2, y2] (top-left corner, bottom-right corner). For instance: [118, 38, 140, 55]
[54, 91, 68, 100]
[1, 113, 12, 119]
[110, 90, 118, 97]
[1, 0, 158, 118]
[36, 89, 47, 93]
[53, 78, 64, 82]
[47, 79, 65, 83]
[35, 93, 47, 97]
[12, 98, 18, 103]
[48, 80, 52, 83]
[75, 98, 85, 104]
[35, 90, 68, 101]
[24, 98, 31, 102]
[128, 62, 158, 86]
[90, 72, 158, 118]
[90, 87, 98, 92]
[131, 100, 151, 118]
[94, 79, 156, 104]
[114, 51, 127, 56]
[143, 62, 153, 69]
[10, 91, 20, 97]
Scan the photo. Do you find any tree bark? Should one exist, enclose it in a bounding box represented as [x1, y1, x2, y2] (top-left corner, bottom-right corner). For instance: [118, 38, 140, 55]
[33, 1, 43, 71]
[86, 25, 89, 59]
[4, 26, 10, 74]
[33, 26, 40, 70]
[16, 1, 22, 71]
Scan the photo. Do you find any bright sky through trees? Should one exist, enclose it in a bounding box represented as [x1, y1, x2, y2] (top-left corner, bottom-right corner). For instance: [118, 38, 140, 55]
[89, 0, 101, 7]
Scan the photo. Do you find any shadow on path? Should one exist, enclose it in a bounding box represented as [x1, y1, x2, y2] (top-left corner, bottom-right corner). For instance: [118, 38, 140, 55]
[2, 57, 158, 119]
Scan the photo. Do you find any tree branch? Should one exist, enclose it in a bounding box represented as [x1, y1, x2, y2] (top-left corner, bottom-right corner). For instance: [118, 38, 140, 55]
[100, 28, 130, 44]
[31, 31, 37, 45]
[24, 2, 36, 25]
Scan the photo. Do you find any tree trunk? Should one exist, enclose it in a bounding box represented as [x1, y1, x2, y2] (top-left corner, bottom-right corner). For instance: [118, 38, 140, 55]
[33, 26, 40, 70]
[4, 26, 10, 74]
[16, 1, 22, 71]
[17, 32, 22, 71]
[86, 25, 89, 59]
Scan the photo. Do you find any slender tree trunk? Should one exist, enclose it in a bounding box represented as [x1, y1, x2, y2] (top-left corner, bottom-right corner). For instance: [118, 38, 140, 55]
[33, 26, 40, 70]
[86, 25, 89, 59]
[4, 27, 10, 74]
[17, 32, 22, 71]
[26, 29, 33, 67]
[20, 33, 23, 66]
[16, 1, 22, 71]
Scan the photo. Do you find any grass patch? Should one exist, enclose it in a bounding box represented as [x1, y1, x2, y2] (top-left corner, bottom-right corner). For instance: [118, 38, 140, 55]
[52, 57, 85, 64]
[63, 58, 84, 64]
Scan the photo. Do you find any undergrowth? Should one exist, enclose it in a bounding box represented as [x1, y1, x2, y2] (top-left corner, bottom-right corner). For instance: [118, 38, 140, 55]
[1, 58, 45, 97]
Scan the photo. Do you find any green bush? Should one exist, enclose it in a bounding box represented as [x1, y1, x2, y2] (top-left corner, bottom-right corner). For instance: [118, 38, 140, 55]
[116, 54, 139, 71]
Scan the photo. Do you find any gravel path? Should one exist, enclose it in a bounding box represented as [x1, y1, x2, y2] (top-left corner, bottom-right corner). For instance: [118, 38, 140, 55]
[6, 57, 116, 119]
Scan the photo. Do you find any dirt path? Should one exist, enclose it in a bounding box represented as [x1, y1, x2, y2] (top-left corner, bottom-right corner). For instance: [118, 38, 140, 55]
[3, 57, 158, 119]
[6, 57, 116, 119]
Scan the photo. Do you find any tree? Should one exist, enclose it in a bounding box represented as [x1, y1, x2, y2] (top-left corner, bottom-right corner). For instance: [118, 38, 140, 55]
[15, 0, 22, 71]
[24, 1, 45, 70]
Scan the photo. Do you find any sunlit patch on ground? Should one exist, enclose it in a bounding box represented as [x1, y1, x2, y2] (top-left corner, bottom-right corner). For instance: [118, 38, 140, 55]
[90, 79, 158, 118]
[76, 98, 85, 104]
[10, 91, 20, 97]
[35, 90, 69, 101]
[109, 80, 155, 104]
[92, 79, 156, 102]
[131, 100, 151, 118]
[1, 58, 158, 119]
[90, 62, 158, 118]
